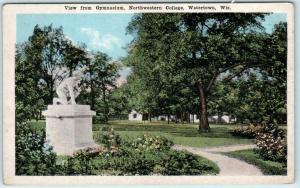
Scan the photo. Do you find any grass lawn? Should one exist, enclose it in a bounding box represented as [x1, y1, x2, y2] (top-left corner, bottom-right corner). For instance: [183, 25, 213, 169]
[29, 119, 254, 148]
[94, 120, 254, 148]
[224, 149, 287, 175]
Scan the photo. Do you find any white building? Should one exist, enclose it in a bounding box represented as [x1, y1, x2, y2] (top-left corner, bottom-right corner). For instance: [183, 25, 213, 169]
[128, 110, 143, 121]
[128, 110, 236, 124]
[208, 115, 236, 123]
[154, 115, 176, 121]
[190, 114, 200, 123]
[190, 114, 236, 123]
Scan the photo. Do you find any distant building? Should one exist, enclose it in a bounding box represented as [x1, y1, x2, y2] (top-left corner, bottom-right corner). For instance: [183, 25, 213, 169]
[128, 110, 143, 121]
[208, 115, 236, 123]
[191, 114, 236, 123]
[154, 115, 175, 121]
[128, 110, 236, 124]
[189, 114, 199, 123]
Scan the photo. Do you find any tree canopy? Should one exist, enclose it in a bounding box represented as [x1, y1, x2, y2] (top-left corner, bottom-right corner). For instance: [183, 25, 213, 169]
[124, 13, 286, 131]
[16, 24, 120, 123]
[15, 15, 287, 131]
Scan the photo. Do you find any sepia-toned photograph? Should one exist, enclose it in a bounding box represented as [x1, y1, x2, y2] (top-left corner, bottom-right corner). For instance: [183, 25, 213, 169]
[2, 3, 294, 185]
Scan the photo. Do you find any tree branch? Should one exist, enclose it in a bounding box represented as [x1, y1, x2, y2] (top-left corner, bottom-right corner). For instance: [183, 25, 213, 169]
[222, 65, 249, 82]
[206, 71, 218, 91]
[219, 62, 247, 74]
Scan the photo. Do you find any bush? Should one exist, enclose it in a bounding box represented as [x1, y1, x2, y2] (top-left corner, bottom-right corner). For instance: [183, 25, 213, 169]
[130, 134, 174, 151]
[231, 123, 287, 164]
[17, 123, 218, 176]
[231, 124, 264, 138]
[62, 147, 102, 175]
[117, 148, 158, 175]
[255, 123, 287, 163]
[159, 150, 218, 175]
[92, 132, 217, 176]
[95, 127, 122, 155]
[93, 147, 218, 176]
[16, 122, 59, 175]
[93, 147, 158, 175]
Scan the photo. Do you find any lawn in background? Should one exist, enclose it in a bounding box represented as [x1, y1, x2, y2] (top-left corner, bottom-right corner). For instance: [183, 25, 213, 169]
[29, 120, 254, 148]
[224, 149, 287, 175]
[95, 120, 254, 148]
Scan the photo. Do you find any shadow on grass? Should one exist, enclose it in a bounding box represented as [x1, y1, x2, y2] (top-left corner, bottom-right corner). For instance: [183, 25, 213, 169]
[29, 120, 251, 140]
[92, 121, 246, 139]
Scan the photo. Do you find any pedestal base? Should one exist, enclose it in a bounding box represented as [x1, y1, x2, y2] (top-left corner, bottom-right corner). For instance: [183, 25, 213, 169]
[42, 105, 97, 155]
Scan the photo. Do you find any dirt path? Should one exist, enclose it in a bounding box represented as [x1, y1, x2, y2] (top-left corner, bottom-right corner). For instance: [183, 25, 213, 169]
[172, 144, 263, 176]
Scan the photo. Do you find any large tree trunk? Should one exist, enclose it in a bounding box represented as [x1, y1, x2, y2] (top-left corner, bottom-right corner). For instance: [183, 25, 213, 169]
[187, 113, 191, 123]
[149, 112, 152, 122]
[198, 84, 210, 132]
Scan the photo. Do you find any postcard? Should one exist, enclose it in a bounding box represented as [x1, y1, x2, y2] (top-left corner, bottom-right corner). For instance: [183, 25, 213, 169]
[2, 2, 294, 185]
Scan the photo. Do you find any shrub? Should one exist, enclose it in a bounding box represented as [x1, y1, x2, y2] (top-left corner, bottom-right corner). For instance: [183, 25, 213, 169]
[17, 123, 218, 176]
[118, 149, 157, 175]
[255, 123, 287, 163]
[94, 147, 219, 176]
[95, 127, 122, 155]
[131, 134, 174, 152]
[16, 122, 59, 175]
[231, 124, 264, 138]
[94, 147, 158, 175]
[159, 150, 218, 175]
[231, 123, 287, 163]
[62, 147, 102, 175]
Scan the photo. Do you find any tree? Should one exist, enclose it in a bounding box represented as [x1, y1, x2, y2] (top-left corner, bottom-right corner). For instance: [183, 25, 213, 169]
[63, 42, 88, 76]
[126, 13, 269, 132]
[208, 22, 287, 124]
[108, 84, 131, 120]
[80, 51, 120, 123]
[16, 24, 89, 121]
[28, 25, 68, 104]
[16, 43, 45, 122]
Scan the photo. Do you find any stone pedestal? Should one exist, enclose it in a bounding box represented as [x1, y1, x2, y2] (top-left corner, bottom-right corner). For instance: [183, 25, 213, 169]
[42, 105, 97, 155]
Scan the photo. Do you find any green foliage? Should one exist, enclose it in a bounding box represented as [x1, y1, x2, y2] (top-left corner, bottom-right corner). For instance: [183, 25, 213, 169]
[95, 127, 122, 154]
[18, 121, 229, 176]
[160, 150, 219, 175]
[231, 124, 264, 138]
[208, 22, 287, 124]
[93, 146, 218, 176]
[16, 24, 120, 123]
[16, 25, 88, 121]
[93, 128, 217, 175]
[255, 123, 287, 163]
[107, 86, 131, 119]
[125, 13, 287, 131]
[105, 147, 158, 175]
[131, 134, 174, 151]
[16, 122, 59, 175]
[224, 149, 287, 175]
[79, 51, 120, 123]
[62, 148, 101, 175]
[231, 122, 287, 163]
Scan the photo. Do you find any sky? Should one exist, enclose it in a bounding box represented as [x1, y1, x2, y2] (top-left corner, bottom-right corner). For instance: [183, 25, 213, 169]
[16, 13, 286, 78]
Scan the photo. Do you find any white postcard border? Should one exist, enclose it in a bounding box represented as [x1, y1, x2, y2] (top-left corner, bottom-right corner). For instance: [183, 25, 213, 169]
[2, 3, 295, 185]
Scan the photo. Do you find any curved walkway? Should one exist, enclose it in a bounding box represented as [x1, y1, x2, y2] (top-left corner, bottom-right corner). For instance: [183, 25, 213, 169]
[172, 144, 263, 176]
